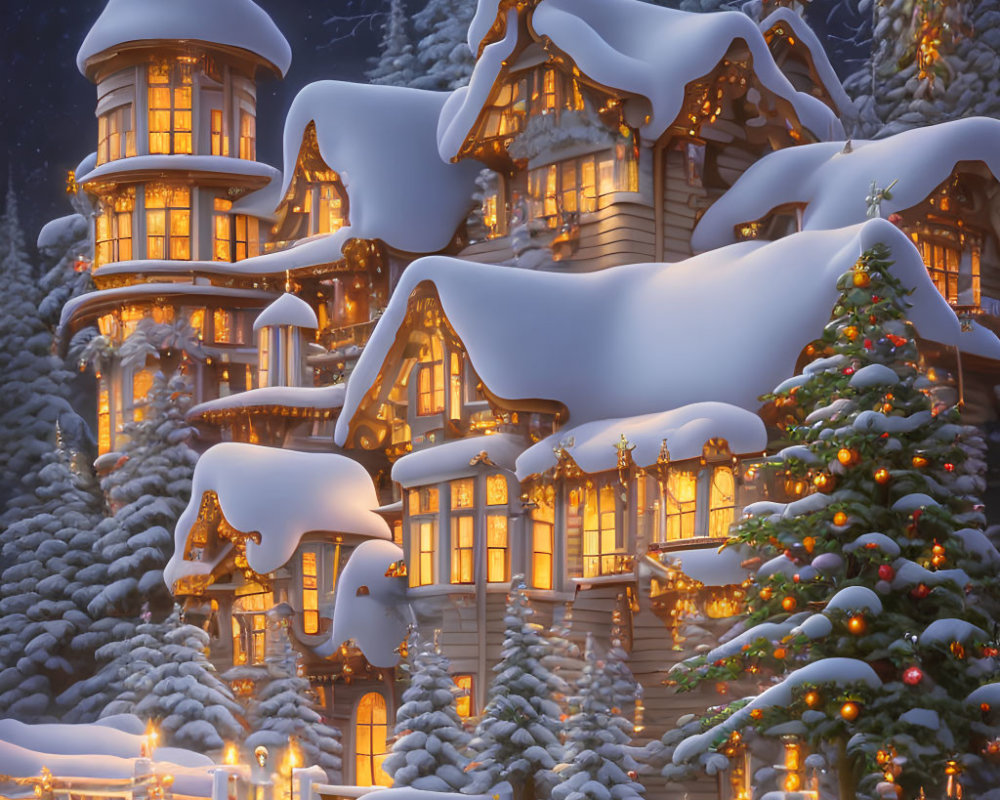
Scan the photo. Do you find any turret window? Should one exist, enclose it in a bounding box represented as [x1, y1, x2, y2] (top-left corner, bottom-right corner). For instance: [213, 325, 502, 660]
[210, 109, 229, 156]
[95, 191, 134, 267]
[145, 184, 191, 260]
[97, 105, 135, 165]
[239, 111, 256, 160]
[148, 61, 193, 155]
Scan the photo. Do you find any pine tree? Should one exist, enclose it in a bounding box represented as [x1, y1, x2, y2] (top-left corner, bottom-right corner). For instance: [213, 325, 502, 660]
[0, 184, 89, 518]
[384, 631, 470, 791]
[246, 612, 343, 781]
[466, 576, 567, 800]
[36, 210, 94, 329]
[664, 243, 1000, 798]
[130, 609, 243, 753]
[409, 0, 475, 91]
[606, 610, 641, 728]
[0, 439, 104, 720]
[551, 635, 644, 800]
[367, 0, 417, 87]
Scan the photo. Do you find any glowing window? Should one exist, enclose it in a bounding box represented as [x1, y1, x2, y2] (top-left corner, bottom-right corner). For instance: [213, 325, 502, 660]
[95, 192, 134, 267]
[454, 675, 473, 718]
[410, 521, 436, 587]
[145, 184, 190, 260]
[486, 514, 509, 583]
[531, 498, 554, 590]
[187, 308, 205, 339]
[213, 309, 233, 343]
[239, 111, 256, 160]
[449, 352, 462, 421]
[302, 551, 319, 635]
[213, 197, 232, 262]
[97, 105, 134, 165]
[582, 482, 623, 578]
[232, 588, 271, 665]
[131, 368, 155, 422]
[148, 61, 192, 155]
[416, 338, 445, 416]
[450, 515, 474, 584]
[708, 465, 736, 538]
[234, 215, 260, 260]
[355, 693, 391, 787]
[210, 109, 229, 156]
[665, 469, 698, 541]
[317, 184, 346, 235]
[98, 382, 111, 454]
[486, 474, 508, 506]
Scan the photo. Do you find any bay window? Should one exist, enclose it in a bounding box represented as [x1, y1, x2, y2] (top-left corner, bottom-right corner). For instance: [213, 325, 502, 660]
[582, 481, 623, 578]
[664, 468, 698, 541]
[450, 479, 474, 584]
[644, 460, 744, 546]
[486, 474, 509, 583]
[708, 465, 737, 538]
[408, 487, 439, 587]
[148, 61, 192, 155]
[527, 132, 640, 228]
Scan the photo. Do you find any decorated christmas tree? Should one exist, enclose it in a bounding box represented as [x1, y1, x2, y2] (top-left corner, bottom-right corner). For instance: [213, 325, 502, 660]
[465, 576, 567, 800]
[246, 611, 343, 781]
[551, 634, 645, 800]
[383, 631, 470, 790]
[662, 243, 1000, 798]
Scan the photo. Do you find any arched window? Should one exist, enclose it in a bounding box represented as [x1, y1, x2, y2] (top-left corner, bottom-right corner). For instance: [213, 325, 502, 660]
[355, 693, 391, 787]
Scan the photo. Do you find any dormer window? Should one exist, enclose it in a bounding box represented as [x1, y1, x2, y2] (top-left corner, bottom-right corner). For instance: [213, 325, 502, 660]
[416, 337, 445, 416]
[148, 61, 193, 155]
[303, 182, 347, 236]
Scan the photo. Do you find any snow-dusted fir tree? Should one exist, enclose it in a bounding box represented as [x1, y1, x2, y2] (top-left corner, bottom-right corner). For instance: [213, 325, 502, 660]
[384, 631, 470, 791]
[0, 439, 103, 720]
[543, 604, 584, 696]
[246, 610, 343, 780]
[845, 0, 1000, 137]
[466, 576, 567, 800]
[409, 0, 475, 91]
[551, 635, 644, 800]
[129, 609, 243, 753]
[606, 610, 641, 727]
[367, 0, 417, 86]
[0, 184, 89, 517]
[664, 243, 1000, 798]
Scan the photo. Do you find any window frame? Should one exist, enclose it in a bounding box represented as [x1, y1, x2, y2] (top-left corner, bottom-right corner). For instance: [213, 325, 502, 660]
[147, 60, 193, 155]
[354, 692, 392, 787]
[144, 183, 191, 261]
[407, 487, 439, 587]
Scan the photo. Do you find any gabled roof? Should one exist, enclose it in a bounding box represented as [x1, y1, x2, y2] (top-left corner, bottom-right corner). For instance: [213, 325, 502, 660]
[77, 0, 292, 77]
[270, 81, 480, 258]
[335, 218, 1000, 447]
[693, 117, 1000, 252]
[164, 443, 390, 588]
[439, 0, 843, 161]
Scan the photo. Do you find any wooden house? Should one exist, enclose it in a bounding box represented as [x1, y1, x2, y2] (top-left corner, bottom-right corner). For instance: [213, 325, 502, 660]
[443, 0, 844, 269]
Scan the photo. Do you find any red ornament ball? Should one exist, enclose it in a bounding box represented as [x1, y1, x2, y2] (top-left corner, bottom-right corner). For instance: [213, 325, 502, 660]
[864, 338, 873, 349]
[911, 583, 930, 599]
[944, 462, 955, 472]
[902, 666, 924, 685]
[878, 564, 895, 582]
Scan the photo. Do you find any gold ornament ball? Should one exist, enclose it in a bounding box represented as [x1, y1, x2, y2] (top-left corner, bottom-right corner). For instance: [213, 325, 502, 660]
[847, 615, 867, 635]
[837, 448, 856, 466]
[803, 535, 816, 553]
[781, 596, 797, 612]
[759, 587, 773, 601]
[804, 690, 821, 708]
[874, 467, 891, 485]
[843, 325, 859, 341]
[840, 701, 860, 721]
[912, 454, 929, 469]
[833, 511, 848, 526]
[853, 271, 871, 288]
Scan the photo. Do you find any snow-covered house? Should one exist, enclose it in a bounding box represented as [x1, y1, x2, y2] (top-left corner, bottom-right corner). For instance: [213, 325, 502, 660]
[446, 0, 843, 269]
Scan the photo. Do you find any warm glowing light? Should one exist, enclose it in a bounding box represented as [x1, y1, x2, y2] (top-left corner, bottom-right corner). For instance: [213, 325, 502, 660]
[781, 596, 797, 612]
[847, 615, 867, 635]
[840, 701, 860, 721]
[874, 468, 891, 485]
[833, 511, 848, 526]
[224, 744, 239, 765]
[804, 691, 820, 708]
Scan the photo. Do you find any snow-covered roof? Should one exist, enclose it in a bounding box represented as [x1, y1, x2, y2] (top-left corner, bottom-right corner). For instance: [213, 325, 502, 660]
[253, 292, 318, 331]
[165, 443, 390, 588]
[391, 433, 525, 488]
[37, 215, 88, 254]
[75, 152, 98, 183]
[268, 81, 480, 261]
[231, 173, 284, 221]
[758, 9, 852, 117]
[515, 402, 766, 480]
[693, 117, 1000, 251]
[0, 717, 214, 797]
[188, 384, 345, 418]
[60, 284, 277, 330]
[79, 155, 279, 187]
[336, 218, 1000, 446]
[77, 0, 292, 77]
[440, 0, 843, 161]
[322, 539, 409, 669]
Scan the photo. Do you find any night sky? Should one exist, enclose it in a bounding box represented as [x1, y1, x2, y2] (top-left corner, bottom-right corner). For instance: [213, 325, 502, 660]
[1, 0, 406, 247]
[1, 1, 857, 250]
